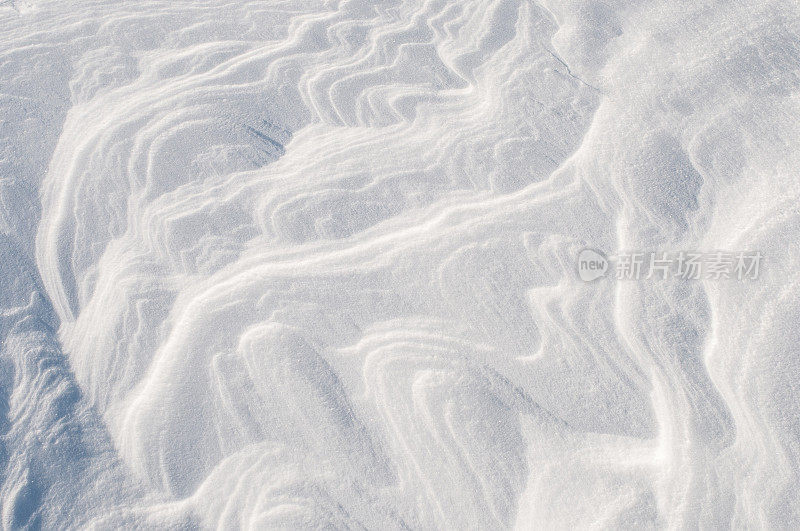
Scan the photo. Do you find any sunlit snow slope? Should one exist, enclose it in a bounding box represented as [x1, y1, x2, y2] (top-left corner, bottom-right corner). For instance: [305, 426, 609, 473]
[2, 0, 800, 528]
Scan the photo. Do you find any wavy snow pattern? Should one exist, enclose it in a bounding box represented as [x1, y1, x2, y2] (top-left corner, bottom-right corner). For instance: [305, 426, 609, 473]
[1, 0, 799, 527]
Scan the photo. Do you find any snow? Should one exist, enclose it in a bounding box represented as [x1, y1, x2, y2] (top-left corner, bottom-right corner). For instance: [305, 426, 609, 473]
[1, 0, 799, 527]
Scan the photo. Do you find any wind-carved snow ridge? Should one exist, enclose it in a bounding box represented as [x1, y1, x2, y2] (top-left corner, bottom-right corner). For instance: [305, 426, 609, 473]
[1, 0, 799, 527]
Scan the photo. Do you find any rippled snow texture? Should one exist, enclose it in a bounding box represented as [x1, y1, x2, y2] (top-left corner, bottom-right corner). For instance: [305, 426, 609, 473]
[1, 0, 800, 527]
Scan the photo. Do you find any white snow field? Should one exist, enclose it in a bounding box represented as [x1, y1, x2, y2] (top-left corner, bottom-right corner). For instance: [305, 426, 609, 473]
[1, 0, 799, 527]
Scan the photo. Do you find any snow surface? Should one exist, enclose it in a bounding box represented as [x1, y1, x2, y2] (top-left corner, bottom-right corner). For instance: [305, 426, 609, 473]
[1, 0, 799, 527]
